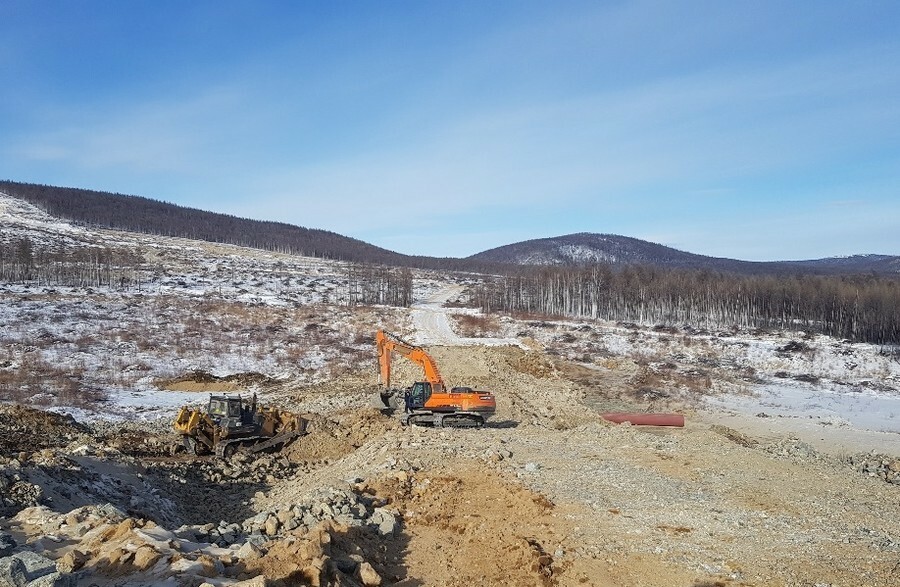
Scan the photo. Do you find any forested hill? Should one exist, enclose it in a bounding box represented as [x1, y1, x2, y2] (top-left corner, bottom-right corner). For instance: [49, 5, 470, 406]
[468, 232, 900, 276]
[0, 180, 419, 266]
[3, 180, 897, 277]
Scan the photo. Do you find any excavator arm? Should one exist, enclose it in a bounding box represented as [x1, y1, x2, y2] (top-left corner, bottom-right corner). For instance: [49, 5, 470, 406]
[376, 330, 446, 394]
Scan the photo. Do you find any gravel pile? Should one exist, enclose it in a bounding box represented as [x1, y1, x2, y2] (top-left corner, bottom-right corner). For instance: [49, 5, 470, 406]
[0, 460, 43, 517]
[846, 452, 900, 485]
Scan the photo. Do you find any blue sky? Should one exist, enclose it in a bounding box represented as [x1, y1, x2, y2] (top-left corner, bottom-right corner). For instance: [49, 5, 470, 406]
[2, 1, 898, 260]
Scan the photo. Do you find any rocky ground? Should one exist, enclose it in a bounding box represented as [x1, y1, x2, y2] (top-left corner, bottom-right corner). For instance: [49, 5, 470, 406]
[2, 339, 900, 587]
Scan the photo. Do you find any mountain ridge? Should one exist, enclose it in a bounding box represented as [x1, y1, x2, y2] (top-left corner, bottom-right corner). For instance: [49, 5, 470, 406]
[2, 180, 897, 276]
[468, 232, 900, 275]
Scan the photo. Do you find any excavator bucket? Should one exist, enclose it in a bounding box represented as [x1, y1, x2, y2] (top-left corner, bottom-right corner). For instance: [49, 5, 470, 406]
[371, 389, 402, 411]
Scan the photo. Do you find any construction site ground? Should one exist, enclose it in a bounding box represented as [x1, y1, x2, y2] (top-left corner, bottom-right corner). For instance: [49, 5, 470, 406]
[2, 338, 899, 587]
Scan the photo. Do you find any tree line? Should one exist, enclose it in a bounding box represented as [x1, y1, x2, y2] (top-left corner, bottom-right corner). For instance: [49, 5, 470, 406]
[471, 265, 900, 345]
[0, 237, 144, 289]
[346, 264, 413, 307]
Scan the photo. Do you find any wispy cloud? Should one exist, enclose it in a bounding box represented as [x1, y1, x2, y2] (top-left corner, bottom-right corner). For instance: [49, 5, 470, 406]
[3, 2, 898, 258]
[10, 87, 246, 174]
[224, 44, 899, 251]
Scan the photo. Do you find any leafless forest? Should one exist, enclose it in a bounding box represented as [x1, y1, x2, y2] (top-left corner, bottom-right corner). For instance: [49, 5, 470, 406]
[473, 265, 900, 345]
[4, 235, 899, 344]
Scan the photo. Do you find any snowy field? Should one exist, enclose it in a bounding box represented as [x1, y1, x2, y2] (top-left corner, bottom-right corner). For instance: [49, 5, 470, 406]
[478, 310, 900, 435]
[0, 194, 414, 420]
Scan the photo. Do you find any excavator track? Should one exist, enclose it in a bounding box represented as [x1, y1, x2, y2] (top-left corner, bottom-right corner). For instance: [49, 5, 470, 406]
[437, 414, 484, 428]
[403, 411, 485, 428]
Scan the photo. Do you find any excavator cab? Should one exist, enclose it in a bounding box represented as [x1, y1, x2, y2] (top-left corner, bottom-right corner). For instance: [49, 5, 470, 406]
[406, 381, 433, 410]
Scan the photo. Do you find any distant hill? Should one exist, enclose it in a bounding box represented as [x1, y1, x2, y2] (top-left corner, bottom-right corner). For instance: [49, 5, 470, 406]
[468, 233, 900, 275]
[784, 255, 900, 274]
[0, 180, 475, 269]
[2, 181, 896, 276]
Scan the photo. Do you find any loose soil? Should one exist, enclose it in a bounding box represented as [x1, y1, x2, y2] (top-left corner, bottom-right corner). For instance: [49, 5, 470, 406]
[3, 343, 900, 586]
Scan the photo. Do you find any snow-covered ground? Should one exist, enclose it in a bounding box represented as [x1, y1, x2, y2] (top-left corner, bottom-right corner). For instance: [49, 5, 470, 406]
[0, 194, 408, 421]
[706, 381, 900, 433]
[409, 284, 524, 347]
[479, 313, 900, 434]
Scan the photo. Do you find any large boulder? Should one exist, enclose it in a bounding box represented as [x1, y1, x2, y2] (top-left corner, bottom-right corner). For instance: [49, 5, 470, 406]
[0, 551, 59, 587]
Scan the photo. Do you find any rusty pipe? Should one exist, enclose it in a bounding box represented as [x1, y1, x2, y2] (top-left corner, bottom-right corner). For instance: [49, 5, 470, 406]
[602, 412, 685, 427]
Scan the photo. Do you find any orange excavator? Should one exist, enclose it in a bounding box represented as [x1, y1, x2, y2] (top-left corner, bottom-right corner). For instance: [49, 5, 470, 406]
[375, 329, 496, 428]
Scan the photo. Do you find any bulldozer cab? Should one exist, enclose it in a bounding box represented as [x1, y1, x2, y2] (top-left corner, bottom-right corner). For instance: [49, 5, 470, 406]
[208, 396, 241, 418]
[207, 394, 257, 426]
[406, 381, 433, 410]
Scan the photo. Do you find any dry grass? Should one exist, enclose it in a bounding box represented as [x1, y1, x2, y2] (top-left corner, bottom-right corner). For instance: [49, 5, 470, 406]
[0, 351, 103, 408]
[453, 313, 501, 338]
[0, 291, 408, 414]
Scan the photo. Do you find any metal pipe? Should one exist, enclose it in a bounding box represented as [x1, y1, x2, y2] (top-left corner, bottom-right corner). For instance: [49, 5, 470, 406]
[602, 412, 685, 427]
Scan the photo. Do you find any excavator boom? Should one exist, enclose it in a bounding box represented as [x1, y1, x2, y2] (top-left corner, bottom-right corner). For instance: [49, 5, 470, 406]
[376, 330, 446, 393]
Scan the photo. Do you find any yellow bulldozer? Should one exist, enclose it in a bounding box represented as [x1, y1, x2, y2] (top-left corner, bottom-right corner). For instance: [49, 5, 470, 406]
[173, 393, 307, 459]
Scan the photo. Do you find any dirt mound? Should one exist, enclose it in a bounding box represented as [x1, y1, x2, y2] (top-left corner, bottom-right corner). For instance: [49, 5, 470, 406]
[361, 463, 603, 586]
[157, 370, 239, 392]
[284, 409, 398, 464]
[157, 370, 277, 393]
[0, 405, 90, 456]
[510, 351, 556, 378]
[223, 372, 279, 387]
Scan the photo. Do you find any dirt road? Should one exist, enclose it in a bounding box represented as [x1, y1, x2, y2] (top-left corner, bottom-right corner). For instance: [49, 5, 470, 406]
[410, 285, 522, 347]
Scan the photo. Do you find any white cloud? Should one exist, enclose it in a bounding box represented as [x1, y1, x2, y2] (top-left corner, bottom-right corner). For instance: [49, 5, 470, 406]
[221, 43, 899, 246]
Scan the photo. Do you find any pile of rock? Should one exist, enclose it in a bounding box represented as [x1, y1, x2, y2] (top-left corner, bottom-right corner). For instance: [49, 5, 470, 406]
[847, 453, 900, 485]
[0, 405, 91, 457]
[159, 453, 307, 487]
[179, 486, 399, 548]
[0, 460, 43, 517]
[762, 437, 823, 461]
[89, 419, 176, 457]
[1, 495, 394, 587]
[2, 503, 259, 585]
[0, 549, 72, 587]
